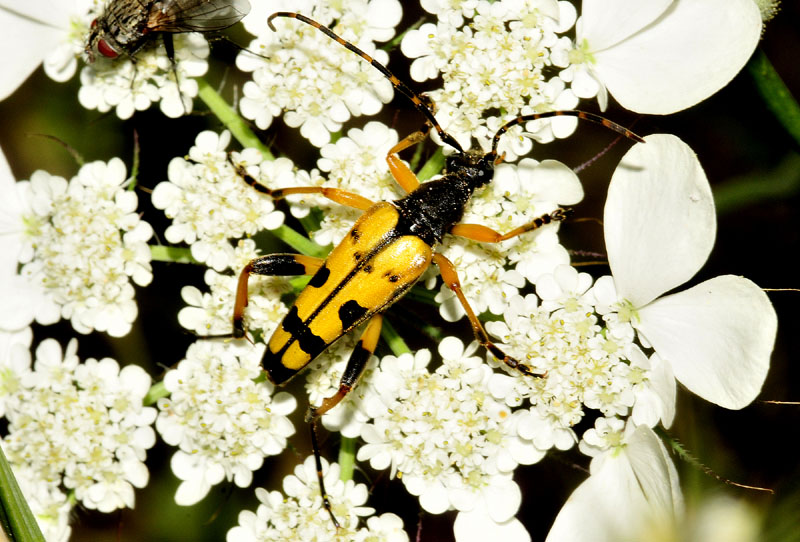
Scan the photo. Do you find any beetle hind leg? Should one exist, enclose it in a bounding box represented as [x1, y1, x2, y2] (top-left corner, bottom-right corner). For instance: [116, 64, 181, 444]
[308, 314, 383, 419]
[306, 314, 384, 530]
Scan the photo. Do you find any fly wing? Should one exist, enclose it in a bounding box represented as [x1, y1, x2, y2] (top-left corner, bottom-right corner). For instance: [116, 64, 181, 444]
[146, 0, 250, 33]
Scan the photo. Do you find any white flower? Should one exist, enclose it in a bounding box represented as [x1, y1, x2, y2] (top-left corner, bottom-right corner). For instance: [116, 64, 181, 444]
[8, 466, 72, 542]
[0, 0, 92, 100]
[400, 0, 579, 154]
[4, 158, 154, 336]
[237, 0, 401, 147]
[567, 0, 762, 113]
[484, 274, 641, 449]
[357, 338, 543, 540]
[2, 338, 157, 514]
[546, 424, 683, 542]
[152, 131, 285, 272]
[156, 340, 297, 506]
[601, 134, 777, 409]
[226, 456, 409, 542]
[0, 327, 32, 416]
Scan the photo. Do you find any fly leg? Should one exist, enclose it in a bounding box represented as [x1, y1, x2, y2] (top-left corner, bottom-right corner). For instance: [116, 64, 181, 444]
[162, 34, 189, 115]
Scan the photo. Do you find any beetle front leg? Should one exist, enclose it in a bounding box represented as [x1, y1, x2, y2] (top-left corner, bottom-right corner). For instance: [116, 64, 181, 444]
[433, 253, 544, 377]
[386, 125, 431, 193]
[231, 161, 375, 211]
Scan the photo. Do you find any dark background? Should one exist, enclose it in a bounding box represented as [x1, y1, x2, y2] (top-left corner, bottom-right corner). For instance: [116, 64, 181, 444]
[1, 2, 798, 541]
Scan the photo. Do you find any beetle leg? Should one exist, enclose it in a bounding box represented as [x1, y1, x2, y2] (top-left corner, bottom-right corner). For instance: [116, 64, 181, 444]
[229, 254, 324, 339]
[386, 125, 431, 193]
[232, 162, 375, 211]
[306, 313, 383, 530]
[450, 208, 573, 243]
[308, 418, 340, 529]
[308, 314, 383, 419]
[432, 253, 544, 377]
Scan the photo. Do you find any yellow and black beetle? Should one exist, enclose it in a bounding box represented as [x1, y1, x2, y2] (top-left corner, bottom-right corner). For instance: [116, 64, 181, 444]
[226, 11, 644, 526]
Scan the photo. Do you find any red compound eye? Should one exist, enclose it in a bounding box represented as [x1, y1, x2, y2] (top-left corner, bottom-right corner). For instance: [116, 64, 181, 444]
[97, 39, 119, 59]
[90, 18, 97, 29]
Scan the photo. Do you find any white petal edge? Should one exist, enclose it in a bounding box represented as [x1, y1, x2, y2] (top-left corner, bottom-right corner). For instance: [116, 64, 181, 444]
[604, 134, 715, 307]
[591, 0, 761, 114]
[527, 159, 584, 205]
[0, 4, 71, 100]
[580, 0, 672, 52]
[636, 275, 777, 409]
[546, 426, 682, 542]
[454, 508, 531, 542]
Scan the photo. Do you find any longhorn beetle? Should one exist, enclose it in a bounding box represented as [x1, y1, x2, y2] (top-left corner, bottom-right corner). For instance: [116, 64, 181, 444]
[226, 11, 645, 527]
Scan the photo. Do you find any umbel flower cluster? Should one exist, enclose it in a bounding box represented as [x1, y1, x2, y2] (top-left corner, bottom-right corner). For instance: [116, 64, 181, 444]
[0, 0, 782, 541]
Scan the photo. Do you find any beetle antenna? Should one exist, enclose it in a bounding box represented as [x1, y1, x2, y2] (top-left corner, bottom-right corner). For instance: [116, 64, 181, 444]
[490, 111, 645, 159]
[268, 11, 464, 153]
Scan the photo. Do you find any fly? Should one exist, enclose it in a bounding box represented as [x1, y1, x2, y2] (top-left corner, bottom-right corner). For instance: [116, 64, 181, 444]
[85, 0, 250, 62]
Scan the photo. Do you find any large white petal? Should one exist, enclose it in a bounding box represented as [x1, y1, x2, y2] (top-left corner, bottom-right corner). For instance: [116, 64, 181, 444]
[454, 508, 531, 542]
[546, 426, 681, 542]
[592, 0, 761, 114]
[636, 275, 777, 409]
[580, 0, 672, 52]
[527, 159, 584, 205]
[0, 2, 73, 100]
[624, 425, 683, 517]
[604, 134, 715, 307]
[0, 147, 23, 274]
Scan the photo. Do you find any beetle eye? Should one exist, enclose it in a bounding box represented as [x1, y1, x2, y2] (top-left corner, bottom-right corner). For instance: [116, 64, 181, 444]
[97, 39, 119, 59]
[90, 18, 97, 29]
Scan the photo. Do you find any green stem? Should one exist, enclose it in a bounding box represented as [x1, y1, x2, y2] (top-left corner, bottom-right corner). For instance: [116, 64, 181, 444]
[270, 225, 329, 258]
[404, 284, 439, 305]
[338, 437, 356, 482]
[150, 245, 197, 264]
[196, 78, 274, 160]
[0, 444, 46, 542]
[748, 48, 800, 148]
[417, 148, 446, 181]
[380, 318, 411, 356]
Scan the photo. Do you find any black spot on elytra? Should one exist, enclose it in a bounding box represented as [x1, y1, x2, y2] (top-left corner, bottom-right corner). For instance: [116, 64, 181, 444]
[383, 270, 400, 283]
[350, 228, 361, 242]
[262, 347, 297, 385]
[363, 264, 373, 273]
[353, 251, 362, 261]
[309, 265, 330, 288]
[338, 300, 368, 330]
[282, 306, 326, 356]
